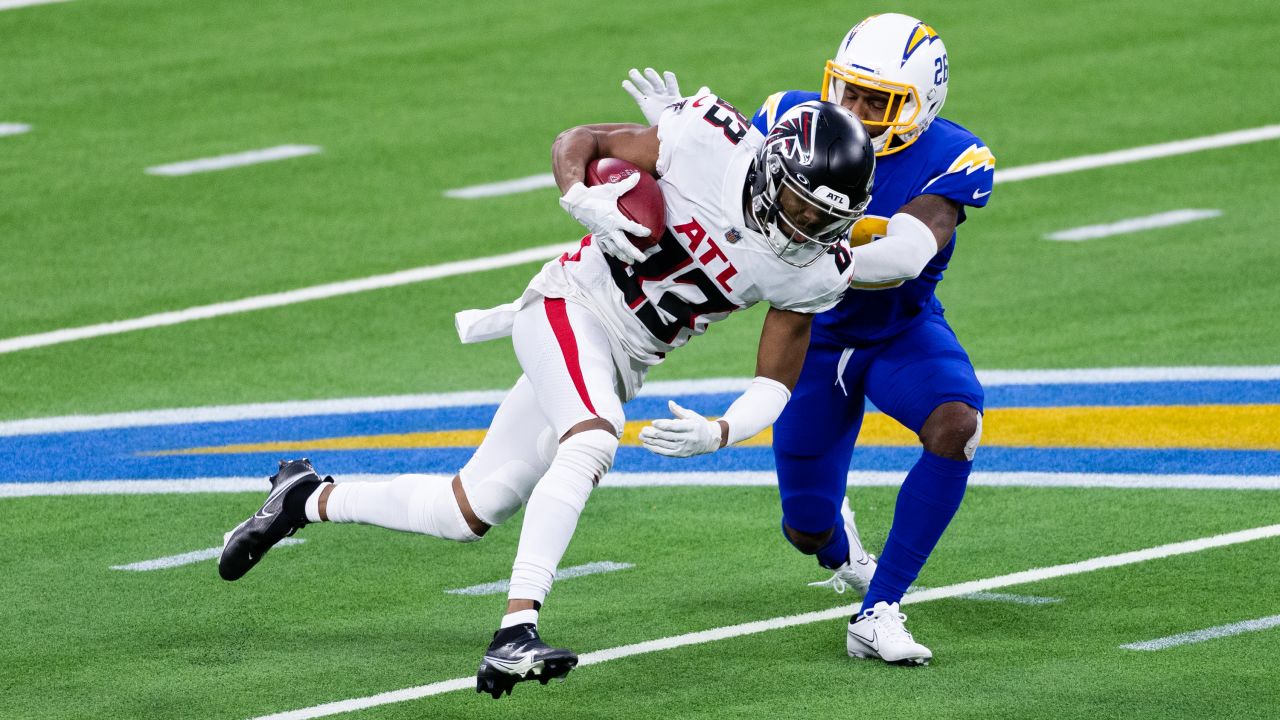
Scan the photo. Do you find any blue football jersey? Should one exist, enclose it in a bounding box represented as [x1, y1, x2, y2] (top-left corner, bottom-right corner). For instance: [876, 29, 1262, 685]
[752, 90, 994, 345]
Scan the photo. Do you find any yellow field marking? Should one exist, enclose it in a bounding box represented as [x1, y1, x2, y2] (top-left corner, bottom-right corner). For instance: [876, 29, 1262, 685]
[147, 404, 1280, 455]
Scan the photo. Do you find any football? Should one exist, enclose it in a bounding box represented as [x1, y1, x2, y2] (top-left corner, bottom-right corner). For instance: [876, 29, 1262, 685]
[585, 157, 665, 250]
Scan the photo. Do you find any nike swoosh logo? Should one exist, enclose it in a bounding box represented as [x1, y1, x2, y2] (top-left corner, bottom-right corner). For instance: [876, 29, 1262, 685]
[486, 651, 539, 674]
[849, 626, 878, 648]
[254, 509, 275, 520]
[264, 470, 310, 505]
[691, 95, 709, 107]
[972, 188, 991, 200]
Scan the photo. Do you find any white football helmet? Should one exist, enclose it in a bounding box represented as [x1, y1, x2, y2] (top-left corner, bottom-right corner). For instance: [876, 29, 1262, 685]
[822, 13, 949, 156]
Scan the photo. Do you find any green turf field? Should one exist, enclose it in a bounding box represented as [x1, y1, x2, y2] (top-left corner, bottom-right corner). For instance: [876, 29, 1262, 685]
[2, 1, 1278, 718]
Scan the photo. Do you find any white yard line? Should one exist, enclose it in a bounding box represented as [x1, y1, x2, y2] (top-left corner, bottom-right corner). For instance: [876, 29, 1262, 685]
[444, 124, 1280, 199]
[961, 591, 1061, 605]
[3, 366, 1277, 437]
[5, 471, 1279, 500]
[445, 561, 633, 596]
[110, 538, 304, 571]
[0, 0, 69, 10]
[0, 242, 577, 356]
[0, 122, 32, 136]
[1120, 614, 1280, 651]
[5, 125, 1279, 356]
[1045, 209, 1222, 242]
[994, 125, 1280, 183]
[145, 145, 322, 176]
[245, 522, 1280, 720]
[443, 174, 557, 199]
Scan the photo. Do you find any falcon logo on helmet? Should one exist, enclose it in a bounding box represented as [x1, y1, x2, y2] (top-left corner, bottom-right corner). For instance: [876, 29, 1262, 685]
[766, 105, 818, 166]
[822, 13, 950, 157]
[747, 101, 875, 268]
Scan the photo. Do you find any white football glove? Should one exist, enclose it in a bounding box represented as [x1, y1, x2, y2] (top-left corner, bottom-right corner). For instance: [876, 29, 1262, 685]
[639, 400, 725, 458]
[559, 174, 650, 264]
[622, 68, 682, 126]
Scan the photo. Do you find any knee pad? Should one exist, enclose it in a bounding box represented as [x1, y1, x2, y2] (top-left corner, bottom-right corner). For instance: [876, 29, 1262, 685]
[460, 425, 558, 527]
[963, 412, 983, 461]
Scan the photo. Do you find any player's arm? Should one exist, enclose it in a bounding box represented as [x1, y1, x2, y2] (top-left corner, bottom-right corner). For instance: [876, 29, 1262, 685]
[639, 307, 807, 457]
[550, 123, 661, 264]
[848, 193, 959, 286]
[551, 123, 659, 191]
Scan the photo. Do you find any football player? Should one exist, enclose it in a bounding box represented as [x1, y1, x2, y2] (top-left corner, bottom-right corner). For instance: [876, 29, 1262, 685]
[218, 96, 875, 695]
[623, 13, 994, 665]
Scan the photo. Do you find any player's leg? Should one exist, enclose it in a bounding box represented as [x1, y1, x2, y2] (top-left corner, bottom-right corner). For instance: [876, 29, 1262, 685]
[312, 375, 556, 533]
[772, 337, 876, 592]
[477, 297, 625, 698]
[848, 312, 984, 664]
[217, 377, 556, 582]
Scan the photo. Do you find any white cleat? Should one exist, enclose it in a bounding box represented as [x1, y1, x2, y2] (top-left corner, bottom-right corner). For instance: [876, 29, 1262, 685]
[808, 497, 877, 596]
[847, 601, 932, 666]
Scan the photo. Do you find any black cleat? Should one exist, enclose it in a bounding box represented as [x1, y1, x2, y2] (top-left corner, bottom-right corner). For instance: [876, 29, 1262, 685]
[218, 458, 329, 581]
[475, 624, 578, 699]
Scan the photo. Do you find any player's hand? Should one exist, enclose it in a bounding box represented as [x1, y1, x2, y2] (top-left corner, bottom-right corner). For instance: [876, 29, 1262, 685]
[639, 400, 726, 457]
[622, 68, 682, 126]
[559, 175, 651, 264]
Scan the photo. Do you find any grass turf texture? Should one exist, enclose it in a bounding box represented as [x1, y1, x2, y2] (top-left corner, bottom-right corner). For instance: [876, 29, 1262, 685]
[1, 0, 1279, 418]
[2, 486, 1278, 719]
[2, 1, 1279, 718]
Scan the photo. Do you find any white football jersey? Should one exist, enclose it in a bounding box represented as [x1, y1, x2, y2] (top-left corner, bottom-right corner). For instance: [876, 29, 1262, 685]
[457, 89, 854, 391]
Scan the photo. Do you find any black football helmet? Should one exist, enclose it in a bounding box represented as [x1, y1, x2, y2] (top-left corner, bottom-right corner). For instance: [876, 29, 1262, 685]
[747, 100, 875, 267]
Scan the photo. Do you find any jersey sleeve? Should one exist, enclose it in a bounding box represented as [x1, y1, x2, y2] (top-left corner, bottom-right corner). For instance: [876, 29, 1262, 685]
[918, 140, 996, 208]
[768, 244, 854, 314]
[751, 90, 822, 134]
[656, 88, 754, 180]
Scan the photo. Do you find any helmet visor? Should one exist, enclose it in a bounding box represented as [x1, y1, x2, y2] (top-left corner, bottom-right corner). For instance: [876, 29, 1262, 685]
[776, 178, 861, 246]
[821, 60, 918, 130]
[758, 180, 864, 268]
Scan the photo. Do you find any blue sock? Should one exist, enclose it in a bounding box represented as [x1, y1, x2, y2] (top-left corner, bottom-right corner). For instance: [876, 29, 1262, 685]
[861, 451, 970, 611]
[815, 519, 851, 570]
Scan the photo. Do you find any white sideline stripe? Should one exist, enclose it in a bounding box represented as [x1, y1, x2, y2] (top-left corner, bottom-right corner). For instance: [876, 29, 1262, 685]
[6, 124, 1276, 357]
[1045, 209, 1222, 242]
[0, 122, 32, 136]
[0, 241, 577, 356]
[1120, 614, 1280, 651]
[445, 124, 1280, 199]
[6, 471, 1280, 500]
[145, 145, 322, 176]
[3, 365, 1278, 436]
[445, 561, 633, 596]
[443, 173, 556, 199]
[0, 0, 68, 9]
[994, 125, 1280, 183]
[245, 523, 1280, 720]
[110, 538, 304, 571]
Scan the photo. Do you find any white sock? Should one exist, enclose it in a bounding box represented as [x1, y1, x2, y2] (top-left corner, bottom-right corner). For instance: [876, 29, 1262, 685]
[500, 609, 539, 629]
[304, 484, 325, 523]
[321, 475, 480, 542]
[507, 431, 616, 604]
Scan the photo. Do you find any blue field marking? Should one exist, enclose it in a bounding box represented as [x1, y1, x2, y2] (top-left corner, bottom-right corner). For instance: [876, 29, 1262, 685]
[1, 379, 1277, 485]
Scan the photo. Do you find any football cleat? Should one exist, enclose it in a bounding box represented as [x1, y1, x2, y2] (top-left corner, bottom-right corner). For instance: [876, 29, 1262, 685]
[846, 601, 932, 666]
[475, 624, 578, 699]
[218, 459, 329, 581]
[808, 497, 877, 596]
